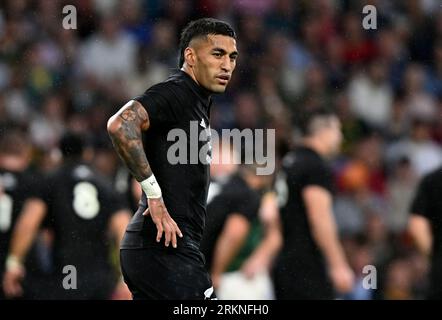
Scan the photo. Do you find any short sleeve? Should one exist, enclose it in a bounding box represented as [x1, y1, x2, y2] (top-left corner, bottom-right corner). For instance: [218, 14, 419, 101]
[100, 184, 129, 217]
[133, 83, 182, 128]
[27, 173, 53, 204]
[410, 176, 431, 220]
[28, 174, 55, 228]
[304, 162, 334, 193]
[19, 171, 47, 201]
[227, 191, 260, 222]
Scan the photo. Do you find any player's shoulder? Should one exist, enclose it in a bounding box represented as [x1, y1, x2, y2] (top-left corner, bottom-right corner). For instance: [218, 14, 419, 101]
[49, 163, 95, 185]
[144, 71, 192, 103]
[226, 174, 250, 192]
[0, 168, 20, 192]
[298, 147, 328, 171]
[70, 163, 95, 180]
[21, 168, 44, 189]
[281, 148, 312, 170]
[145, 71, 188, 95]
[70, 163, 107, 185]
[281, 150, 297, 170]
[283, 147, 329, 175]
[0, 168, 41, 191]
[224, 174, 258, 202]
[420, 166, 442, 188]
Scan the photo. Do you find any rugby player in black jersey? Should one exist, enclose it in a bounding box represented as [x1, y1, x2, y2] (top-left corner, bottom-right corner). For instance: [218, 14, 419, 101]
[0, 128, 39, 299]
[3, 132, 132, 299]
[273, 109, 354, 299]
[408, 166, 442, 299]
[107, 18, 238, 299]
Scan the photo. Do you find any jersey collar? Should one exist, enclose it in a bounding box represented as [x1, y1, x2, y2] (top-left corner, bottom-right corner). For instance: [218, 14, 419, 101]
[178, 70, 213, 108]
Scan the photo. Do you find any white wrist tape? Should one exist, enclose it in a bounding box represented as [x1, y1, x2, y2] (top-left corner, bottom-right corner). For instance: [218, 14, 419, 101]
[6, 255, 24, 272]
[140, 174, 162, 199]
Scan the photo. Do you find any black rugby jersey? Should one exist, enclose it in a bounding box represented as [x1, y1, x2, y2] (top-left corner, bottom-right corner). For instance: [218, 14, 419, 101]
[410, 166, 442, 298]
[35, 162, 126, 272]
[273, 146, 335, 298]
[121, 70, 214, 249]
[0, 168, 39, 277]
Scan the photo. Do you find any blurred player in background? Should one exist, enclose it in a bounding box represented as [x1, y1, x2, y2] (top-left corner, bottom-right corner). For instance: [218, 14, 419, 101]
[113, 167, 143, 214]
[108, 18, 238, 299]
[0, 127, 40, 299]
[408, 166, 442, 299]
[273, 108, 354, 299]
[201, 140, 280, 299]
[3, 132, 132, 299]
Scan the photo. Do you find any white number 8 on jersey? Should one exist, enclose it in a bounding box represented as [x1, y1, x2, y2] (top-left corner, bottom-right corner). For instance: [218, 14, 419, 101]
[73, 182, 100, 219]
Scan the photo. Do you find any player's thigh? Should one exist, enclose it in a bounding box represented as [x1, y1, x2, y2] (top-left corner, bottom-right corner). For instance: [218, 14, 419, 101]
[167, 247, 214, 299]
[120, 247, 213, 300]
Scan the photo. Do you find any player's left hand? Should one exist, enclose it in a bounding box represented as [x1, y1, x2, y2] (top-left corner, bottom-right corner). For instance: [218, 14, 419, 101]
[143, 197, 183, 248]
[3, 266, 25, 298]
[241, 254, 267, 279]
[211, 273, 221, 289]
[112, 279, 132, 300]
[329, 263, 355, 294]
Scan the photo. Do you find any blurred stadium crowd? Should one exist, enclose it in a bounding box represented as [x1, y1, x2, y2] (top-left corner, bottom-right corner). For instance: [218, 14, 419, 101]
[1, 0, 442, 299]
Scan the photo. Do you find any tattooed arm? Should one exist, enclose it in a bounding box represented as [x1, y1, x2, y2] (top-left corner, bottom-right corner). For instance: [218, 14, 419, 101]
[107, 100, 151, 182]
[107, 100, 182, 247]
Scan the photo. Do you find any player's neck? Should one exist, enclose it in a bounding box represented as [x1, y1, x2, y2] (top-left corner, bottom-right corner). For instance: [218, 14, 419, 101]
[0, 155, 28, 172]
[181, 66, 200, 85]
[302, 138, 328, 158]
[240, 171, 261, 190]
[180, 66, 213, 98]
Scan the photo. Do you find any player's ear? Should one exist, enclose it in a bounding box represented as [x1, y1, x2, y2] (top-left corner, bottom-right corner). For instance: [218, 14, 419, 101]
[184, 47, 196, 67]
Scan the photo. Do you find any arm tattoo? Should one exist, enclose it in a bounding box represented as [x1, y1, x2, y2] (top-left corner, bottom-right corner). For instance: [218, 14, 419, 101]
[109, 101, 152, 182]
[120, 109, 136, 121]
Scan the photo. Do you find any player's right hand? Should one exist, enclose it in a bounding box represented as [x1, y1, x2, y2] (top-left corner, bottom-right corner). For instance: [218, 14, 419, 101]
[329, 263, 355, 294]
[3, 266, 25, 298]
[143, 197, 183, 248]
